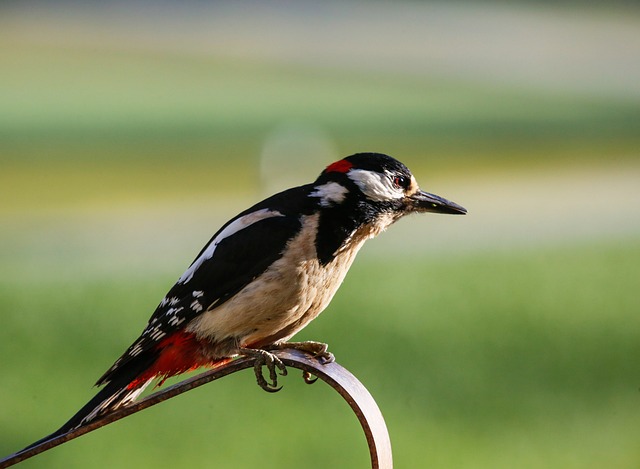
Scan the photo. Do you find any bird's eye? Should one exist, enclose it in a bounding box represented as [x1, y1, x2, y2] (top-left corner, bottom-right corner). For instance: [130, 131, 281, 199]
[393, 175, 408, 189]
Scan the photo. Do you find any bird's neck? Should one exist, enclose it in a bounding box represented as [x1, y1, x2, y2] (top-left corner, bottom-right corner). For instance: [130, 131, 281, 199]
[314, 199, 391, 265]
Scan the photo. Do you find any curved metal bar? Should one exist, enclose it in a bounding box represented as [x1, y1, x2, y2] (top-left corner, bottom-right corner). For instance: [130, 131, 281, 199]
[278, 349, 393, 469]
[0, 349, 392, 469]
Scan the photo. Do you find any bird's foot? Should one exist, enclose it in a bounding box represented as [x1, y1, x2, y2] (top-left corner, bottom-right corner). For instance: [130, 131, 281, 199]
[268, 341, 334, 386]
[239, 347, 288, 393]
[241, 342, 333, 391]
[268, 341, 335, 364]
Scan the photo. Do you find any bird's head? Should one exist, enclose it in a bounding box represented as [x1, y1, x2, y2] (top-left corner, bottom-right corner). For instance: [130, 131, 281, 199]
[313, 152, 467, 220]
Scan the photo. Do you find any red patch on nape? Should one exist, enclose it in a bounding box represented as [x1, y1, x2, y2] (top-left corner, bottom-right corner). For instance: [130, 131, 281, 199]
[127, 331, 230, 389]
[325, 159, 353, 174]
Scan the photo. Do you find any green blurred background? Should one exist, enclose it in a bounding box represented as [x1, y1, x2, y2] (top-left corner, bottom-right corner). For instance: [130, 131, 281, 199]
[1, 1, 639, 468]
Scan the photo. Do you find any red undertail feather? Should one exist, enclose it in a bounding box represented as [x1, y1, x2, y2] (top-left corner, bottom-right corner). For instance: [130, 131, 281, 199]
[127, 331, 229, 389]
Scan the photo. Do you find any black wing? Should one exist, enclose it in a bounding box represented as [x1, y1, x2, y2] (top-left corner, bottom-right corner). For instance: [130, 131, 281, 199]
[97, 185, 316, 384]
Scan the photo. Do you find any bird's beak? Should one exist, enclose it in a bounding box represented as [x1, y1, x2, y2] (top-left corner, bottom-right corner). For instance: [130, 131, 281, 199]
[409, 190, 467, 215]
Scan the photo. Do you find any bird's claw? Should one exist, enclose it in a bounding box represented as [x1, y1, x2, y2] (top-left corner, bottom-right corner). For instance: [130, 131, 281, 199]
[240, 348, 288, 392]
[302, 370, 318, 385]
[242, 342, 332, 391]
[270, 341, 335, 365]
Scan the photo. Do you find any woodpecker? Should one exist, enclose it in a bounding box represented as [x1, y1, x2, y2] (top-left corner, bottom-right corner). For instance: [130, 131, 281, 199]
[26, 152, 466, 447]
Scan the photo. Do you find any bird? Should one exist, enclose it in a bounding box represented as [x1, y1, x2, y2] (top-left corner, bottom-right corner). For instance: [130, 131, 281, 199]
[23, 152, 466, 448]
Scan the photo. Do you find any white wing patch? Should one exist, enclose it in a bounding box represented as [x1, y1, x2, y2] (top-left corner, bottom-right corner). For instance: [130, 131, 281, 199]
[348, 169, 404, 202]
[310, 182, 349, 207]
[178, 208, 285, 284]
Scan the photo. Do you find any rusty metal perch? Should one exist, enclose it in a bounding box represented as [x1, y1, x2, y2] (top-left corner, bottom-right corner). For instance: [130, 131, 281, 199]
[0, 349, 392, 468]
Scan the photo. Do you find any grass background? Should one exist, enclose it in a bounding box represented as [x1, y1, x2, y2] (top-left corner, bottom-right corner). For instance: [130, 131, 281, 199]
[1, 2, 639, 468]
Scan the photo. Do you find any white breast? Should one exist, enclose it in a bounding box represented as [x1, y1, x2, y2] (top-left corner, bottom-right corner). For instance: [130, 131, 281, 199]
[185, 212, 371, 349]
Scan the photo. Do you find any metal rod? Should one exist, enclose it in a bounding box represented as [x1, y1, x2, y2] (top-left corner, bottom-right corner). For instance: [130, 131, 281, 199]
[0, 349, 392, 468]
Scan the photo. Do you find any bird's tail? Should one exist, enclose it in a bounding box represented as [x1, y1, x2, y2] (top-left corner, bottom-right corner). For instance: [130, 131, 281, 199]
[15, 331, 219, 457]
[18, 355, 156, 453]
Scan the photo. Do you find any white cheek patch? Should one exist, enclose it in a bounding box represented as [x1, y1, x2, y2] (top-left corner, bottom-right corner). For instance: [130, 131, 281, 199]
[348, 169, 404, 202]
[310, 181, 349, 207]
[178, 208, 285, 284]
[407, 175, 420, 196]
